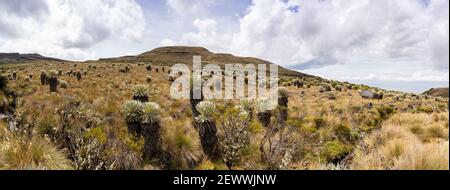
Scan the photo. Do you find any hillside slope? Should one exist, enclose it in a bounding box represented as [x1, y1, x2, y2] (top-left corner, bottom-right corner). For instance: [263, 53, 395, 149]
[423, 87, 449, 98]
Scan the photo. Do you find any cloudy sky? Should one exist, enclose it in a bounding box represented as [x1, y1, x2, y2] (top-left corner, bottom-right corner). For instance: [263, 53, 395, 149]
[0, 0, 448, 93]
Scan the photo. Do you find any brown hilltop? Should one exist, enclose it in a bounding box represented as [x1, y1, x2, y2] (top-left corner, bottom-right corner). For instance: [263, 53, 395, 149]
[138, 46, 271, 65]
[99, 46, 315, 78]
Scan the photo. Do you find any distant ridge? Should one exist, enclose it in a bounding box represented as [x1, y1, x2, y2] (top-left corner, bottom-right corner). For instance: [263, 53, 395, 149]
[423, 87, 449, 98]
[99, 46, 315, 77]
[0, 53, 65, 63]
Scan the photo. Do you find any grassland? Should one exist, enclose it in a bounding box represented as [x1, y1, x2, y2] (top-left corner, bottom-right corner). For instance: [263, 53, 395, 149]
[0, 60, 448, 170]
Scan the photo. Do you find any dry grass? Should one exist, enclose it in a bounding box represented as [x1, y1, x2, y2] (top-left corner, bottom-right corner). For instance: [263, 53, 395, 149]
[352, 113, 449, 170]
[0, 122, 73, 170]
[1, 61, 448, 170]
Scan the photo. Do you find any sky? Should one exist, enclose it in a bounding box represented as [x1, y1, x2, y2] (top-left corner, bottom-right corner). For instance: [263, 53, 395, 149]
[0, 0, 448, 93]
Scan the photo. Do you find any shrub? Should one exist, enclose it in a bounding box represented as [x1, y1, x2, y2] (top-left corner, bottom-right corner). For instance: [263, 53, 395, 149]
[322, 140, 353, 164]
[376, 105, 395, 120]
[416, 105, 434, 114]
[59, 80, 68, 88]
[326, 92, 336, 100]
[319, 84, 331, 93]
[238, 99, 254, 119]
[37, 115, 57, 135]
[260, 124, 297, 170]
[219, 109, 250, 169]
[334, 124, 358, 142]
[83, 127, 107, 144]
[313, 116, 326, 128]
[249, 120, 263, 134]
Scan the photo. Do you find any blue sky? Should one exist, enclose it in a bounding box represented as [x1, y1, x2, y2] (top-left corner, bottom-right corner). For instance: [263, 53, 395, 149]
[0, 0, 448, 93]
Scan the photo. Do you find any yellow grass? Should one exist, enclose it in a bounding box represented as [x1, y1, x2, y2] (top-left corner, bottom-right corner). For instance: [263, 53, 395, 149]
[1, 61, 448, 170]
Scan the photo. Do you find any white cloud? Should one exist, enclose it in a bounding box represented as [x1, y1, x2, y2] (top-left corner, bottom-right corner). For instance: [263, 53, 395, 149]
[169, 18, 231, 52]
[166, 0, 216, 17]
[336, 70, 449, 82]
[164, 0, 449, 73]
[232, 0, 448, 70]
[0, 0, 146, 60]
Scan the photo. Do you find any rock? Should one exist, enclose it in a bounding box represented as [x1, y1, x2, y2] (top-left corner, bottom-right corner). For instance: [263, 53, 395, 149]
[319, 85, 331, 93]
[327, 92, 336, 100]
[359, 90, 383, 99]
[367, 102, 373, 109]
[299, 91, 305, 97]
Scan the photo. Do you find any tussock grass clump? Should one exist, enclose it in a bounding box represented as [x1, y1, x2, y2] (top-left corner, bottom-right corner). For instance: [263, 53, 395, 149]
[326, 92, 336, 100]
[0, 122, 72, 169]
[352, 112, 449, 170]
[164, 122, 201, 170]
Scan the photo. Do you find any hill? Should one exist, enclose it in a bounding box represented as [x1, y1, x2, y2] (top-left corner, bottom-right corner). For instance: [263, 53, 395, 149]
[423, 87, 449, 98]
[0, 53, 64, 64]
[98, 46, 315, 78]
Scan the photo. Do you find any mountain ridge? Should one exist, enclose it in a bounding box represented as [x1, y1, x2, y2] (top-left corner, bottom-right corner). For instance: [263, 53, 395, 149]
[98, 46, 314, 78]
[0, 53, 65, 63]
